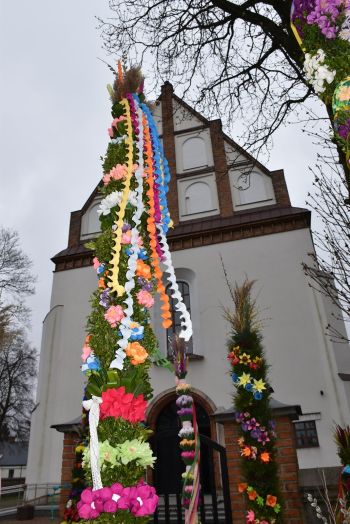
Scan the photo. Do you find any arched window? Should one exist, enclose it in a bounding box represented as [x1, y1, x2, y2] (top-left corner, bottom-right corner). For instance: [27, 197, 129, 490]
[182, 136, 207, 170]
[185, 181, 213, 215]
[166, 281, 193, 355]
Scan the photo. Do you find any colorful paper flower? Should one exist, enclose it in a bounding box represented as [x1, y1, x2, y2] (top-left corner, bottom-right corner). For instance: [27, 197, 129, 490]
[99, 387, 147, 423]
[260, 451, 271, 463]
[129, 322, 144, 341]
[81, 354, 101, 374]
[253, 378, 266, 393]
[238, 372, 251, 387]
[104, 305, 125, 328]
[247, 488, 257, 500]
[238, 483, 248, 493]
[136, 289, 154, 308]
[135, 260, 152, 279]
[103, 164, 128, 185]
[266, 494, 278, 508]
[81, 336, 92, 361]
[126, 341, 148, 365]
[246, 509, 255, 522]
[116, 439, 155, 468]
[239, 352, 251, 364]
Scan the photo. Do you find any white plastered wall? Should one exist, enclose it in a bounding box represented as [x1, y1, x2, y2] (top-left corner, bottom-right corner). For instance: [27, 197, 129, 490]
[27, 228, 350, 484]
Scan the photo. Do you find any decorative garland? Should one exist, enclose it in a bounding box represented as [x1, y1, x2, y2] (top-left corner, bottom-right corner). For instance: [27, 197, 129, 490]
[173, 337, 200, 524]
[290, 1, 350, 171]
[76, 65, 193, 523]
[225, 280, 282, 524]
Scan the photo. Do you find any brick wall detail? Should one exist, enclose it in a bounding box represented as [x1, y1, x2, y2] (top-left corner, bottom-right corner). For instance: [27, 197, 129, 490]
[209, 119, 234, 218]
[221, 414, 304, 523]
[270, 169, 291, 207]
[59, 431, 81, 518]
[67, 211, 82, 248]
[161, 82, 179, 226]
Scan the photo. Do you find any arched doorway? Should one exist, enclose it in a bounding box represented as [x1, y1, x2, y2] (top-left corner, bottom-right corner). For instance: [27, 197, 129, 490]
[151, 398, 211, 494]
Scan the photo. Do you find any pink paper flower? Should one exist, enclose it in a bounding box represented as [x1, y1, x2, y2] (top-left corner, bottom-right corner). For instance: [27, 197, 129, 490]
[104, 305, 125, 328]
[121, 230, 132, 244]
[129, 482, 159, 517]
[112, 115, 126, 127]
[246, 509, 255, 523]
[136, 289, 154, 308]
[77, 488, 103, 519]
[81, 343, 91, 361]
[93, 257, 100, 270]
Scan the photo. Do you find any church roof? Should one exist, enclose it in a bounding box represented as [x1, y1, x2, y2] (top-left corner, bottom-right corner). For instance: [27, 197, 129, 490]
[51, 82, 311, 272]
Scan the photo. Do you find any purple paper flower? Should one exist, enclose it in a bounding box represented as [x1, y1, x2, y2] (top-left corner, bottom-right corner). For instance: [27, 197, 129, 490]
[99, 288, 111, 309]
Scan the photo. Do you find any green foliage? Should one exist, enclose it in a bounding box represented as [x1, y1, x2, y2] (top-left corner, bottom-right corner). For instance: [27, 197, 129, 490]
[94, 511, 149, 524]
[80, 95, 162, 523]
[225, 278, 283, 523]
[302, 23, 350, 103]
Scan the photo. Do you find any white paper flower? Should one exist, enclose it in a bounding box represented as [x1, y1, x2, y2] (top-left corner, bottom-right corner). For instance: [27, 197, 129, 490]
[303, 49, 336, 95]
[97, 190, 138, 216]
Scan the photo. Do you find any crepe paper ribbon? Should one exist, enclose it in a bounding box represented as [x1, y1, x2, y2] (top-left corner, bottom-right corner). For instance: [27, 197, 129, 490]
[142, 113, 172, 329]
[111, 105, 145, 366]
[139, 100, 171, 233]
[158, 227, 193, 341]
[82, 396, 103, 491]
[108, 98, 134, 296]
[185, 403, 200, 524]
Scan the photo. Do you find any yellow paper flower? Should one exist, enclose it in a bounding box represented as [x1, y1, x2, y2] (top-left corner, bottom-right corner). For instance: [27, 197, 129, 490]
[239, 353, 251, 364]
[239, 372, 251, 387]
[253, 378, 266, 392]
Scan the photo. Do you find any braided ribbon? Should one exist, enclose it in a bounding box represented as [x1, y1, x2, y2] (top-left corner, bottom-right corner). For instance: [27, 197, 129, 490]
[82, 395, 103, 490]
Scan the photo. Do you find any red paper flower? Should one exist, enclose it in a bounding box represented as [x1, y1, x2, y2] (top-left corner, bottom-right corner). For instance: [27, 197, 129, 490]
[100, 387, 147, 423]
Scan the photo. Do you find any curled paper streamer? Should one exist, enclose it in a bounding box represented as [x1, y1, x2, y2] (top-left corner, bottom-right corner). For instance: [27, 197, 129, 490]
[140, 102, 171, 233]
[111, 104, 145, 365]
[108, 99, 134, 296]
[142, 114, 172, 329]
[158, 227, 193, 341]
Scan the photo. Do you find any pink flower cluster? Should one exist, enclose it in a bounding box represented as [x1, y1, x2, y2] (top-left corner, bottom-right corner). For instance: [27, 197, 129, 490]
[136, 289, 154, 308]
[307, 0, 347, 38]
[77, 482, 158, 519]
[104, 305, 124, 328]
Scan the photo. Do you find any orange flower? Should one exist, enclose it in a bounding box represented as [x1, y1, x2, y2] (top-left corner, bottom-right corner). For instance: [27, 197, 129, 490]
[238, 483, 248, 493]
[136, 260, 152, 279]
[98, 277, 106, 289]
[237, 437, 245, 447]
[247, 489, 257, 501]
[241, 446, 252, 458]
[339, 86, 350, 101]
[260, 451, 271, 463]
[126, 341, 148, 365]
[266, 495, 277, 508]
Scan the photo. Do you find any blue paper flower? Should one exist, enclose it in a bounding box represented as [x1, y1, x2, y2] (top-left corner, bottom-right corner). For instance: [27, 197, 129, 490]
[253, 391, 263, 400]
[245, 383, 253, 392]
[138, 249, 148, 260]
[231, 373, 239, 383]
[97, 264, 105, 276]
[130, 323, 144, 341]
[81, 354, 101, 375]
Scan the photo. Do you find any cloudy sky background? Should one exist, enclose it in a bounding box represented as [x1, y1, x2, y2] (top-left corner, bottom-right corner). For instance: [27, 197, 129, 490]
[0, 1, 327, 350]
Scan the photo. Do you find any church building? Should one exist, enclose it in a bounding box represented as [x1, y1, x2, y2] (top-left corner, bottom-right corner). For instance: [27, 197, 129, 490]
[27, 82, 350, 509]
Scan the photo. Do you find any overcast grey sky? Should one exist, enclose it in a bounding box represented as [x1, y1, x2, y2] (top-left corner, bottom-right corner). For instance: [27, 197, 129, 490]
[0, 1, 326, 350]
